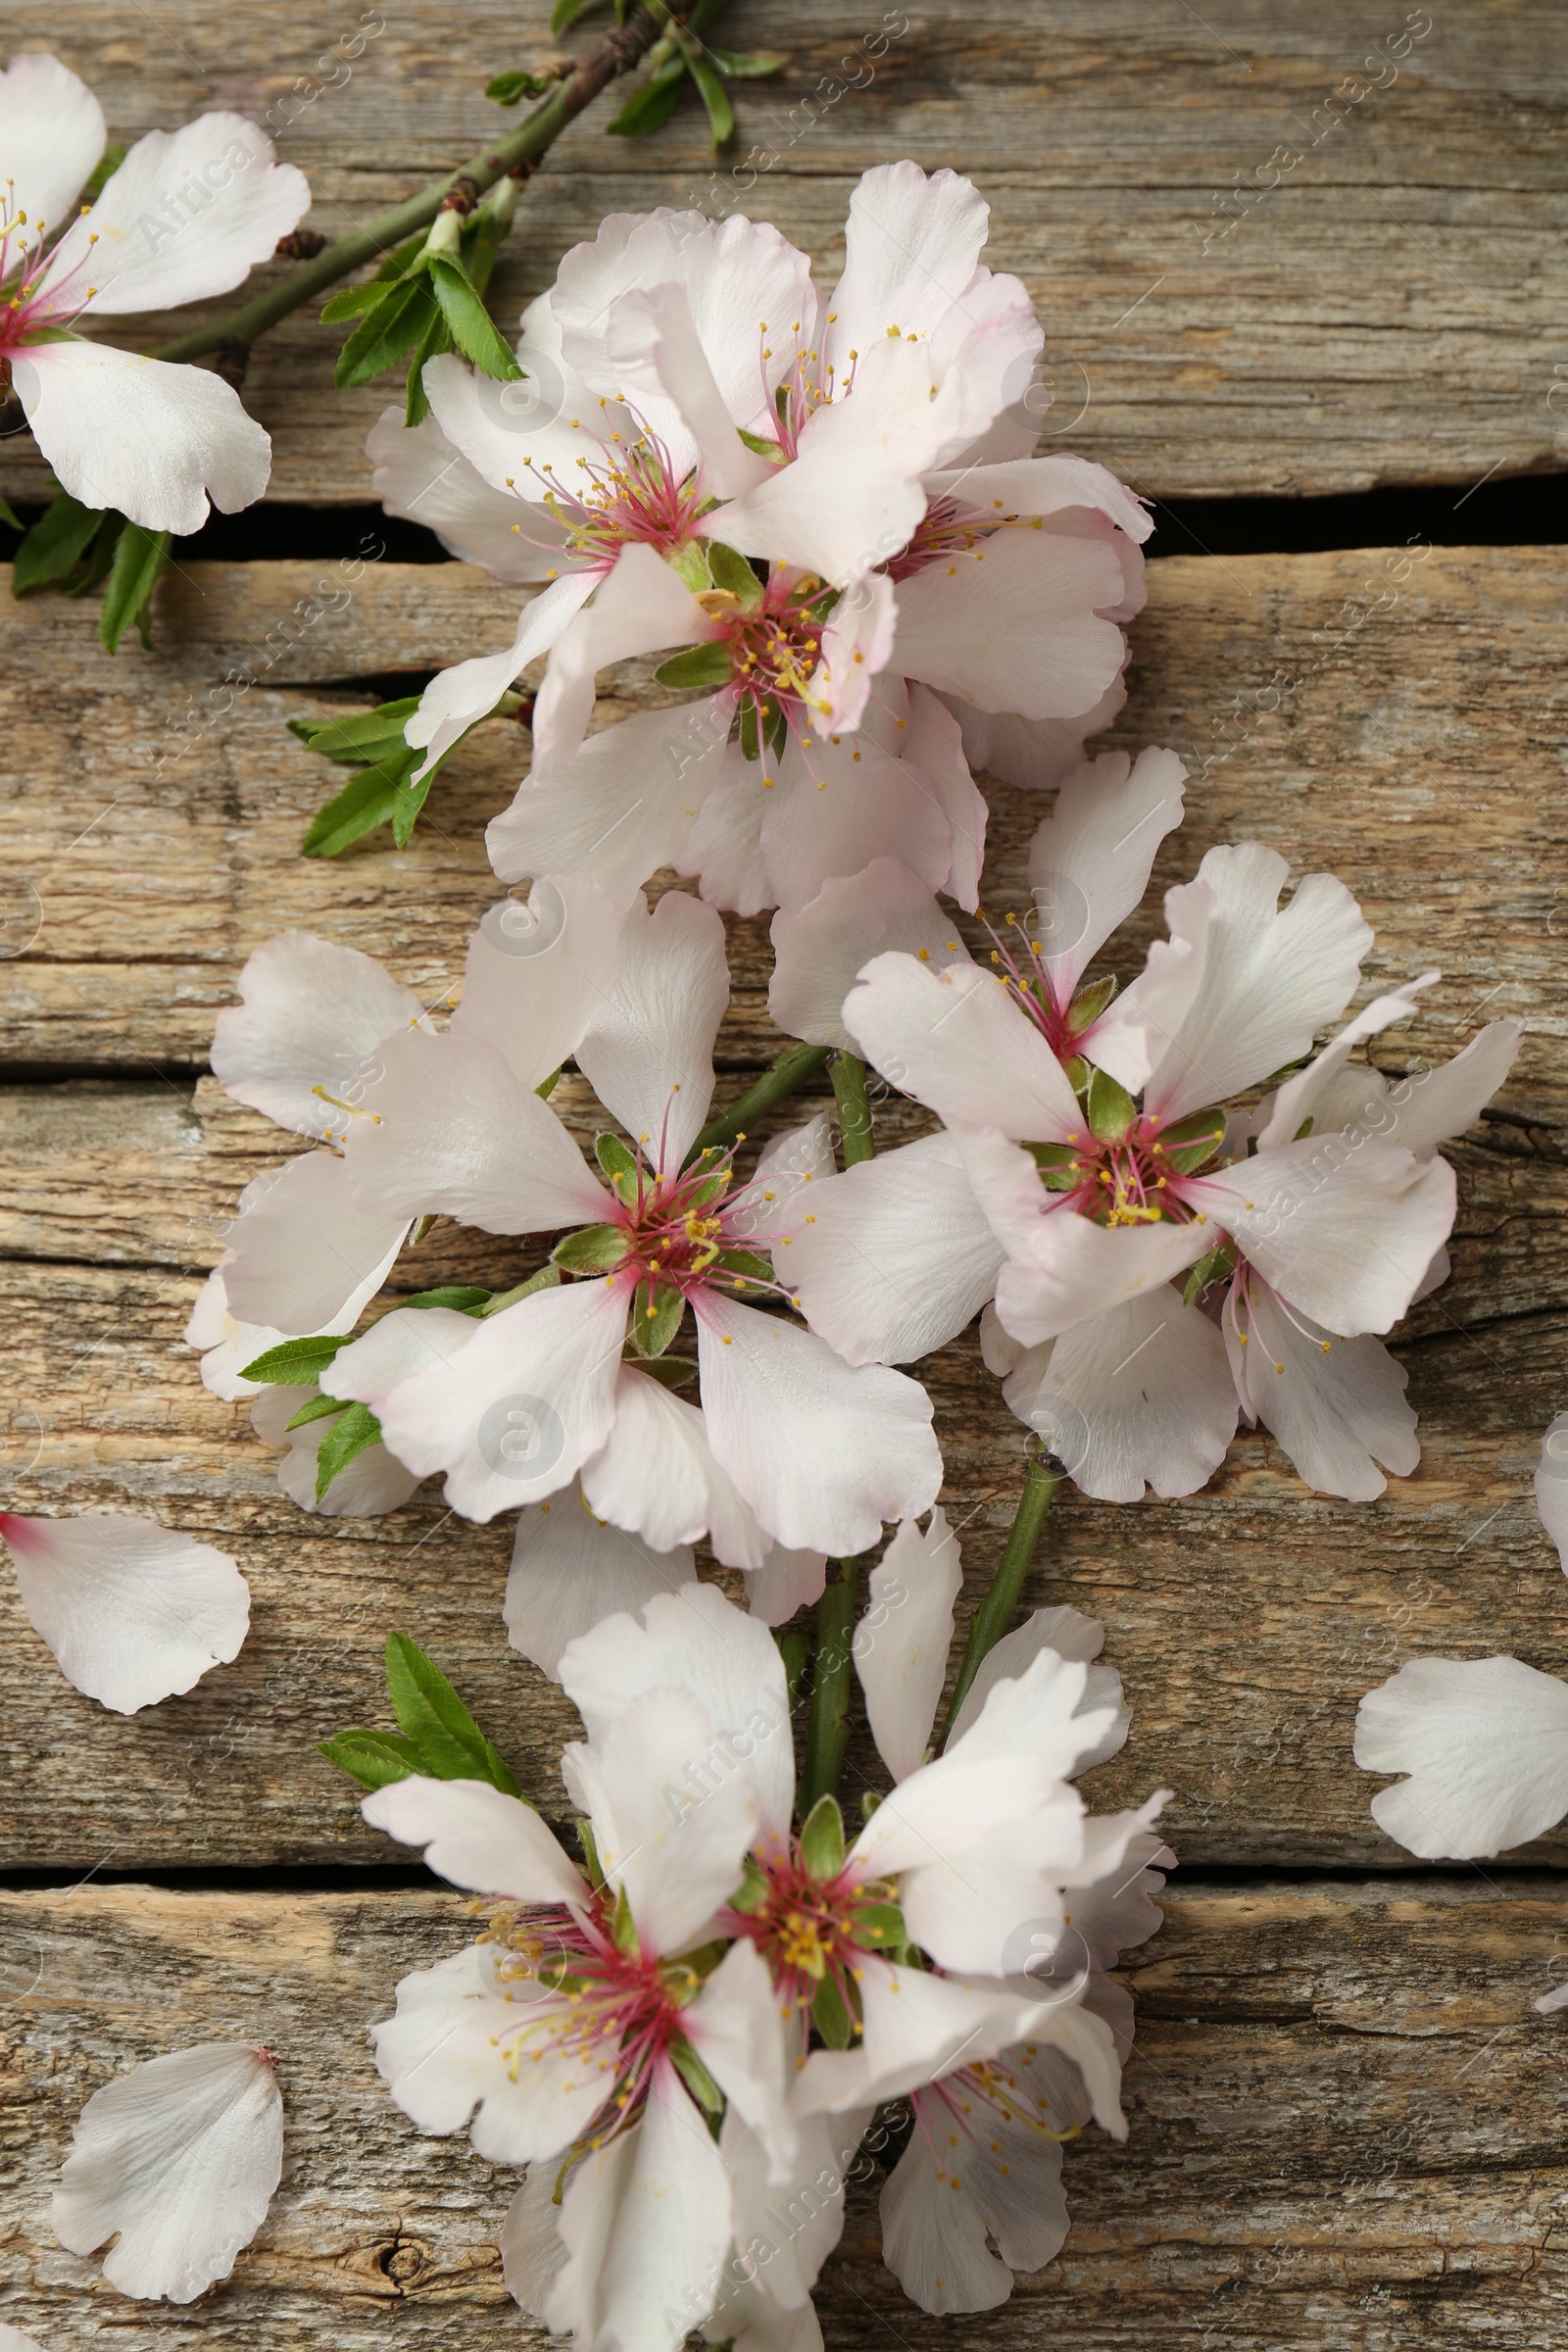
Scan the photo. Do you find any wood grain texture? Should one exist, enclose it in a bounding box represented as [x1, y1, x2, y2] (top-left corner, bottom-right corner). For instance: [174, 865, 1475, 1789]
[0, 1881, 1563, 2349]
[0, 3, 1565, 503]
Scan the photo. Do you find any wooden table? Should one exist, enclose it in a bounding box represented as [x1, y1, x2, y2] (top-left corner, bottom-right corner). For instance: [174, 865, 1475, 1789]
[3, 4, 1566, 2344]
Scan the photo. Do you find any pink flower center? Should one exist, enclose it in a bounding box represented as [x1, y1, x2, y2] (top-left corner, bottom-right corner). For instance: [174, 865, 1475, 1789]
[909, 2044, 1078, 2188]
[0, 193, 98, 355]
[724, 1840, 898, 2034]
[509, 418, 706, 575]
[605, 1144, 794, 1316]
[705, 572, 836, 730]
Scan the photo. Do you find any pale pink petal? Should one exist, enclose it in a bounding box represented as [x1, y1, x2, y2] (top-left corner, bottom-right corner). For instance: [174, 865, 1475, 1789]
[768, 858, 971, 1051]
[220, 1150, 409, 1336]
[891, 529, 1127, 718]
[717, 2107, 867, 2318]
[926, 452, 1152, 542]
[1225, 1285, 1417, 1500]
[504, 1483, 694, 1680]
[1025, 745, 1188, 1001]
[13, 343, 270, 534]
[1536, 1414, 1568, 1576]
[576, 889, 728, 1169]
[808, 569, 896, 733]
[372, 1275, 628, 1521]
[880, 2077, 1067, 2314]
[51, 2045, 281, 2304]
[759, 717, 954, 913]
[250, 1381, 421, 1519]
[580, 1367, 768, 1566]
[454, 876, 627, 1091]
[853, 1509, 962, 1781]
[743, 1544, 828, 1626]
[799, 1962, 1083, 2117]
[1372, 1019, 1524, 1157]
[695, 1293, 941, 1556]
[844, 955, 1080, 1139]
[319, 1304, 480, 1408]
[366, 405, 557, 581]
[946, 1603, 1120, 1748]
[1253, 973, 1442, 1151]
[784, 1134, 1002, 1367]
[1355, 1656, 1568, 1858]
[1, 1513, 248, 1716]
[606, 281, 773, 500]
[211, 930, 426, 1142]
[823, 162, 991, 374]
[363, 1775, 589, 1906]
[0, 53, 105, 237]
[946, 675, 1129, 792]
[404, 569, 596, 779]
[906, 682, 988, 908]
[675, 740, 775, 915]
[683, 1938, 800, 2180]
[421, 333, 614, 497]
[531, 543, 713, 774]
[184, 1268, 296, 1401]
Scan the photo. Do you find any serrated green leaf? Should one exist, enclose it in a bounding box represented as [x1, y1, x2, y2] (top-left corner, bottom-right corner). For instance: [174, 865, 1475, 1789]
[687, 50, 735, 144]
[241, 1333, 350, 1384]
[403, 298, 455, 427]
[290, 698, 421, 762]
[0, 489, 22, 532]
[607, 59, 686, 138]
[654, 641, 733, 691]
[427, 256, 522, 382]
[628, 1277, 685, 1357]
[1182, 1239, 1237, 1306]
[478, 1263, 562, 1316]
[64, 511, 126, 599]
[551, 1221, 634, 1274]
[811, 1972, 855, 2048]
[704, 540, 765, 609]
[320, 278, 393, 323]
[1086, 1064, 1138, 1144]
[383, 1632, 524, 1794]
[283, 1391, 347, 1432]
[301, 750, 423, 858]
[551, 0, 600, 29]
[334, 276, 437, 389]
[1067, 973, 1117, 1033]
[317, 1728, 424, 1789]
[706, 45, 787, 77]
[669, 2037, 724, 2112]
[389, 764, 433, 848]
[395, 1285, 495, 1313]
[12, 493, 106, 594]
[315, 1399, 383, 1499]
[800, 1792, 846, 1881]
[100, 520, 171, 654]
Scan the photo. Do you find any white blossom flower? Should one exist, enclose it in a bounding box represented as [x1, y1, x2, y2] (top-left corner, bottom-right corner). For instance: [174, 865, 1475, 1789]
[199, 883, 940, 1565]
[778, 749, 1521, 1502]
[374, 163, 1146, 909]
[51, 2044, 282, 2301]
[361, 1544, 1163, 2341]
[0, 53, 310, 530]
[0, 1511, 248, 1713]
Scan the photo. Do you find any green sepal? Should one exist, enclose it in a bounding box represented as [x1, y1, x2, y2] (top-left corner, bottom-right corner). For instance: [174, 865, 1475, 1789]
[288, 697, 421, 762]
[655, 641, 734, 692]
[735, 425, 784, 459]
[687, 49, 735, 144]
[240, 1332, 350, 1384]
[714, 1248, 773, 1288]
[595, 1132, 643, 1200]
[669, 2035, 725, 2111]
[12, 493, 106, 593]
[1156, 1106, 1228, 1176]
[578, 1818, 605, 1888]
[283, 1391, 348, 1432]
[704, 539, 764, 610]
[551, 1222, 634, 1274]
[763, 700, 789, 762]
[628, 1353, 698, 1391]
[478, 1263, 562, 1316]
[1066, 973, 1117, 1033]
[1182, 1239, 1238, 1306]
[811, 1972, 856, 2049]
[315, 1399, 383, 1499]
[859, 1788, 884, 1822]
[1027, 1140, 1084, 1193]
[628, 1278, 685, 1358]
[1293, 1116, 1315, 1141]
[738, 698, 760, 761]
[333, 276, 438, 389]
[316, 1728, 424, 1790]
[383, 1631, 523, 1795]
[851, 1899, 906, 1951]
[799, 1792, 846, 1882]
[706, 45, 787, 77]
[1063, 1054, 1090, 1096]
[607, 55, 686, 137]
[536, 1067, 562, 1101]
[395, 1285, 495, 1313]
[100, 520, 171, 654]
[426, 255, 521, 382]
[726, 1858, 770, 1915]
[1086, 1064, 1138, 1144]
[611, 1883, 638, 1955]
[82, 143, 126, 202]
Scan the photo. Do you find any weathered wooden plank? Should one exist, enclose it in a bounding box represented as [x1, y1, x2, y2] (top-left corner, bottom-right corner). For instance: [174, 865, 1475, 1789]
[1, 3, 1565, 502]
[3, 546, 1565, 1104]
[0, 1881, 1562, 2348]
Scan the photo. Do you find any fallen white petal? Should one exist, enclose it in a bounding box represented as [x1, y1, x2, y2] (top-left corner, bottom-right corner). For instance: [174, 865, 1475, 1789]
[0, 1514, 248, 1715]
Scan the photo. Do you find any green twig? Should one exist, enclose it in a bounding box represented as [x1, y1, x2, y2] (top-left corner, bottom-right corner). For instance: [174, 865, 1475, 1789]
[152, 0, 731, 368]
[799, 1558, 860, 1814]
[830, 1051, 874, 1165]
[941, 1455, 1066, 1741]
[688, 1042, 831, 1159]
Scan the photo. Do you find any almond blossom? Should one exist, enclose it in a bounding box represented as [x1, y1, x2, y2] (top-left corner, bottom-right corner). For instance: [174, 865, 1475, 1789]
[0, 53, 310, 531]
[773, 748, 1521, 1502]
[371, 162, 1147, 911]
[359, 1547, 1164, 2345]
[198, 880, 939, 1569]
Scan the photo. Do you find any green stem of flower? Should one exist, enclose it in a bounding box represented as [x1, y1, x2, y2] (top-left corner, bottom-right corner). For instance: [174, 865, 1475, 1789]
[687, 1042, 831, 1160]
[830, 1051, 874, 1165]
[152, 0, 731, 367]
[799, 1557, 861, 1815]
[940, 1455, 1066, 1742]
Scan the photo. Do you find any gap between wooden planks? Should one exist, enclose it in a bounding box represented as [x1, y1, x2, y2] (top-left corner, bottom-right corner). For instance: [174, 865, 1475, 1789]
[1, 1, 1565, 505]
[0, 1880, 1563, 2349]
[1, 544, 1566, 1870]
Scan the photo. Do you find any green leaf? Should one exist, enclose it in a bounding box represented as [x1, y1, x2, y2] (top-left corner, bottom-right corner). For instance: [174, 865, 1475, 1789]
[300, 754, 419, 858]
[1182, 1239, 1238, 1307]
[334, 277, 438, 389]
[389, 764, 433, 848]
[315, 1400, 384, 1499]
[317, 1728, 425, 1789]
[1086, 1064, 1138, 1145]
[706, 45, 787, 77]
[289, 698, 421, 762]
[687, 50, 735, 145]
[704, 540, 765, 610]
[551, 1221, 634, 1274]
[12, 493, 106, 593]
[669, 2037, 725, 2113]
[811, 1972, 856, 2049]
[654, 642, 733, 691]
[607, 59, 686, 138]
[283, 1392, 348, 1432]
[1066, 973, 1117, 1033]
[800, 1792, 846, 1881]
[395, 1285, 495, 1313]
[240, 1333, 350, 1384]
[427, 256, 522, 381]
[485, 67, 556, 104]
[478, 1264, 562, 1316]
[551, 0, 600, 29]
[628, 1277, 685, 1358]
[630, 1353, 698, 1391]
[320, 279, 394, 323]
[383, 1632, 523, 1795]
[1156, 1106, 1228, 1176]
[0, 489, 22, 532]
[100, 521, 171, 654]
[82, 142, 127, 202]
[403, 299, 455, 428]
[63, 512, 127, 600]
